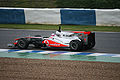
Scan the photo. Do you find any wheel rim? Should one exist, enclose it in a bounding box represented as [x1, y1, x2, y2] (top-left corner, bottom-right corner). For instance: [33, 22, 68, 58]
[71, 42, 78, 50]
[18, 40, 25, 48]
[72, 43, 76, 49]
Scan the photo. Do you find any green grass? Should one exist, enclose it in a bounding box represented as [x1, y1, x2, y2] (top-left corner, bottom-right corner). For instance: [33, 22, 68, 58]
[0, 24, 120, 32]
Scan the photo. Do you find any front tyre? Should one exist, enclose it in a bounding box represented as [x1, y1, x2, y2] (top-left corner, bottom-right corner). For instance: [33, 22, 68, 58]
[70, 40, 83, 51]
[17, 38, 29, 49]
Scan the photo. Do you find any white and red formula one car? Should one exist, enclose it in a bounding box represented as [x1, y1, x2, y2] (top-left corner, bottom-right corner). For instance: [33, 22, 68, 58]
[8, 27, 95, 51]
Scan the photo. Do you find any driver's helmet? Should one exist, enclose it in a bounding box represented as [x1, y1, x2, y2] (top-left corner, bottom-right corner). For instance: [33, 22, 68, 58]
[56, 31, 75, 37]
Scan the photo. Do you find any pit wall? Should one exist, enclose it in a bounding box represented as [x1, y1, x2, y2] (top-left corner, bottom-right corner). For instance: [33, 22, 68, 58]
[0, 8, 120, 26]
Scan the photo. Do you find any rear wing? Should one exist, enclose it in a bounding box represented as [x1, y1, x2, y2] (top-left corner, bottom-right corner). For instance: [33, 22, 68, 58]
[73, 31, 95, 45]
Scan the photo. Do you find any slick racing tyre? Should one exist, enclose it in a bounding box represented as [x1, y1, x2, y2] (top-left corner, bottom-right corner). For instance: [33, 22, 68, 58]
[17, 38, 29, 49]
[87, 33, 95, 49]
[70, 40, 83, 51]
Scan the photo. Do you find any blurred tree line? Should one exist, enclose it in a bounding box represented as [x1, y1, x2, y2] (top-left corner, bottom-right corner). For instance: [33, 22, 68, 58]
[56, 0, 120, 9]
[0, 0, 119, 9]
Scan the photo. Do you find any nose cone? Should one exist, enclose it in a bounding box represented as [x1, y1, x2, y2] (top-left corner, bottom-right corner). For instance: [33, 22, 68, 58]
[7, 44, 14, 48]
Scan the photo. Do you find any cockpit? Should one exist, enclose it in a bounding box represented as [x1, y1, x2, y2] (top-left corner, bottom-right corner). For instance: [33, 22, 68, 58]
[55, 31, 75, 38]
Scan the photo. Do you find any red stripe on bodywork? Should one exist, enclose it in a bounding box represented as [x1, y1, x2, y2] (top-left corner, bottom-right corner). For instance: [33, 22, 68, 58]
[14, 42, 17, 45]
[73, 31, 91, 35]
[15, 38, 20, 40]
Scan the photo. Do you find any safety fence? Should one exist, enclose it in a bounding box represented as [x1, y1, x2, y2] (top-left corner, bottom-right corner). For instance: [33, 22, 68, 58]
[0, 8, 120, 26]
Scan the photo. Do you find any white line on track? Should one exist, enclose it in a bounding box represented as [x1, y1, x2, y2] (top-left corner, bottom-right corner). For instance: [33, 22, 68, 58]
[37, 51, 56, 54]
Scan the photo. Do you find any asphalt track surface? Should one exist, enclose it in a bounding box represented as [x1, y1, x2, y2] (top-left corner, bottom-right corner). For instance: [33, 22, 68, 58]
[0, 29, 120, 80]
[0, 29, 120, 53]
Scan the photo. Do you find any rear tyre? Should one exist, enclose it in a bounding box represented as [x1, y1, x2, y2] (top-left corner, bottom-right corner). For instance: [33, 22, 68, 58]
[70, 40, 83, 51]
[17, 38, 29, 49]
[87, 33, 95, 49]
